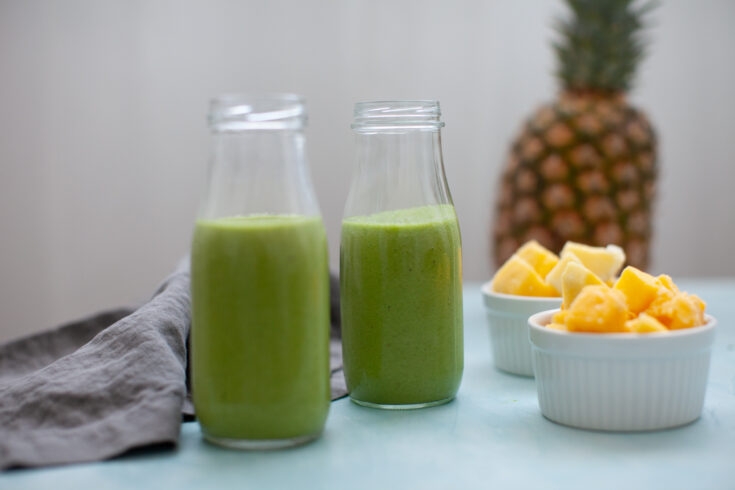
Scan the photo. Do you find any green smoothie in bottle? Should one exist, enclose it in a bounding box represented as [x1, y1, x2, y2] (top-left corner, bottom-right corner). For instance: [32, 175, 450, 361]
[341, 100, 463, 409]
[341, 204, 463, 407]
[191, 94, 330, 448]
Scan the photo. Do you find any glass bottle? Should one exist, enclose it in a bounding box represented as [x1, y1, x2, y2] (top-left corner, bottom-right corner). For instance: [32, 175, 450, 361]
[340, 100, 464, 409]
[191, 94, 330, 448]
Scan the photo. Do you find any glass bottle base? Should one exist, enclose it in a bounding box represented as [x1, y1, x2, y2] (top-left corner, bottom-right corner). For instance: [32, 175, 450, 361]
[349, 396, 454, 410]
[203, 431, 321, 450]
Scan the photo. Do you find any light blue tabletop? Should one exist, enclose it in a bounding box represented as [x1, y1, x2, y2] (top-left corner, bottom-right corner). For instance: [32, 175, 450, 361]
[5, 281, 735, 489]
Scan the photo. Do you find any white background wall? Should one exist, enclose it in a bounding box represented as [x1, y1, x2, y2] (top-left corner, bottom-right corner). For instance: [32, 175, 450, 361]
[1, 0, 734, 343]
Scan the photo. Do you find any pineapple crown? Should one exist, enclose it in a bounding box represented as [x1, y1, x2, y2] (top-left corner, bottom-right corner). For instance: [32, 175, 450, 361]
[554, 0, 657, 95]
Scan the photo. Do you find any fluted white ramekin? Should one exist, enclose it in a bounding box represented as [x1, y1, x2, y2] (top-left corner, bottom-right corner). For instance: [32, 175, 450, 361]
[529, 309, 717, 431]
[481, 282, 562, 377]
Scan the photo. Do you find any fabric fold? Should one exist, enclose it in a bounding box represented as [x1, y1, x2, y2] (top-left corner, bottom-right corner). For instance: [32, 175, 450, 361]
[0, 263, 190, 470]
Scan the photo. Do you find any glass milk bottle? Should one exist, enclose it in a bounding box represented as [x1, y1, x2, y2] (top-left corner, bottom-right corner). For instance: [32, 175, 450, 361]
[340, 100, 463, 409]
[191, 94, 330, 448]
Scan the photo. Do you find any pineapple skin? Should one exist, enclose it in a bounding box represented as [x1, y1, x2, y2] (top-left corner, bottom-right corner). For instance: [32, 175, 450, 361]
[493, 92, 657, 270]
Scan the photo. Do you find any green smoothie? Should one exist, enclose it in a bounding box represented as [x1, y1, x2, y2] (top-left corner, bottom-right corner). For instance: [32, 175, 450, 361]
[191, 214, 330, 442]
[340, 204, 463, 406]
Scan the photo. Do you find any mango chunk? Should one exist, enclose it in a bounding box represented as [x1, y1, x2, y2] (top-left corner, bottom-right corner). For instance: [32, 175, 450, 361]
[545, 252, 583, 294]
[613, 266, 660, 314]
[565, 285, 630, 333]
[626, 313, 668, 333]
[561, 261, 605, 309]
[491, 255, 558, 297]
[656, 274, 679, 293]
[691, 294, 707, 312]
[646, 292, 706, 330]
[552, 310, 567, 323]
[560, 242, 626, 282]
[516, 240, 559, 278]
[547, 323, 567, 331]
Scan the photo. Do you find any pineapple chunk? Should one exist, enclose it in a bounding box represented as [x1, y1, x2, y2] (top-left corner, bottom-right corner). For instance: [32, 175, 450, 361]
[491, 255, 558, 297]
[613, 266, 660, 314]
[625, 313, 668, 333]
[561, 261, 605, 309]
[565, 285, 630, 333]
[516, 240, 559, 278]
[552, 310, 567, 323]
[691, 294, 707, 312]
[646, 292, 706, 330]
[545, 252, 583, 294]
[550, 265, 708, 334]
[656, 274, 679, 293]
[560, 242, 626, 282]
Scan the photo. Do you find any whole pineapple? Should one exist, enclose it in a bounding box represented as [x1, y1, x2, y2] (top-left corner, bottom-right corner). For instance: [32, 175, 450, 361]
[493, 0, 657, 270]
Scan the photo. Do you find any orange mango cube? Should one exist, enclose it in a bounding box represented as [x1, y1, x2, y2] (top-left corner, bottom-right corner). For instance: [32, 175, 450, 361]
[656, 274, 679, 293]
[625, 313, 668, 333]
[646, 292, 706, 330]
[565, 285, 630, 333]
[516, 240, 560, 278]
[491, 255, 558, 297]
[613, 266, 661, 314]
[552, 309, 567, 324]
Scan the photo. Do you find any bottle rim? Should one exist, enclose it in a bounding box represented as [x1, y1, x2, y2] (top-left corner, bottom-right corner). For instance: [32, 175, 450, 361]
[209, 93, 307, 131]
[351, 100, 444, 132]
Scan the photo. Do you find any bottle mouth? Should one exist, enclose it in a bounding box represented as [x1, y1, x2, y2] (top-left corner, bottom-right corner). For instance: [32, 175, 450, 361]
[209, 93, 307, 131]
[351, 100, 444, 132]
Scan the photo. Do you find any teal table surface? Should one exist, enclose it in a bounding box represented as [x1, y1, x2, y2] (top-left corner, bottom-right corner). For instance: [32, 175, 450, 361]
[5, 281, 735, 489]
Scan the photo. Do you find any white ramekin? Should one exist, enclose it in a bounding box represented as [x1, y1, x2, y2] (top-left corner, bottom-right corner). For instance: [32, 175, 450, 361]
[481, 282, 562, 377]
[528, 309, 717, 431]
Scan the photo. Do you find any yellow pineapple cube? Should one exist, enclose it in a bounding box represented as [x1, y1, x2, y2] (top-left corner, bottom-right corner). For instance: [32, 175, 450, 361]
[565, 285, 630, 333]
[552, 310, 567, 323]
[560, 242, 626, 282]
[545, 252, 583, 294]
[691, 294, 707, 312]
[516, 240, 560, 278]
[625, 313, 668, 333]
[656, 274, 679, 292]
[561, 261, 605, 309]
[646, 292, 706, 330]
[613, 266, 660, 314]
[491, 255, 558, 297]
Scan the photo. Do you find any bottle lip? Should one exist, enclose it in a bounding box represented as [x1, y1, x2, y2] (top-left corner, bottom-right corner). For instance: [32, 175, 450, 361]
[209, 93, 307, 131]
[351, 100, 444, 132]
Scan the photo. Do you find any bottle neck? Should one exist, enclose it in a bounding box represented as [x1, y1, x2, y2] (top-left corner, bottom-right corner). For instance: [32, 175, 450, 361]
[199, 129, 319, 220]
[343, 129, 454, 219]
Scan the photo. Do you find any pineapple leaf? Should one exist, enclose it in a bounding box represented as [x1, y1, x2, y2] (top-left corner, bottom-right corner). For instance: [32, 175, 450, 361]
[554, 0, 657, 94]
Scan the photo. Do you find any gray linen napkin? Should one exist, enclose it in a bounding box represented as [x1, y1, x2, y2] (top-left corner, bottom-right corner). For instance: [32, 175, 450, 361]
[0, 264, 345, 470]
